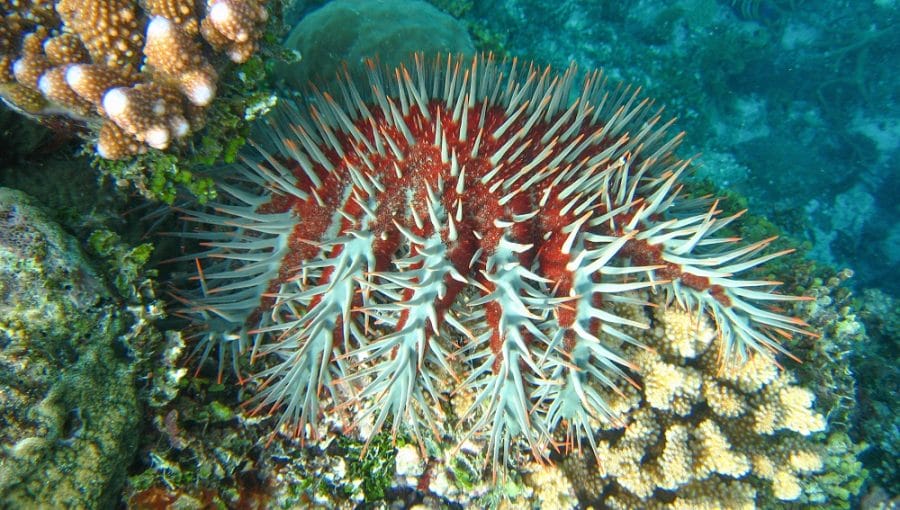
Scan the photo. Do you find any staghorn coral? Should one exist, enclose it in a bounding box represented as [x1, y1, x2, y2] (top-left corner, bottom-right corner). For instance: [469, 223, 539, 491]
[0, 0, 267, 159]
[561, 300, 832, 508]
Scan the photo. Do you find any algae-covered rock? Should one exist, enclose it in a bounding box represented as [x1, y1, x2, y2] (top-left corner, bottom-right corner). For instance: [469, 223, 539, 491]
[0, 188, 140, 508]
[279, 0, 474, 88]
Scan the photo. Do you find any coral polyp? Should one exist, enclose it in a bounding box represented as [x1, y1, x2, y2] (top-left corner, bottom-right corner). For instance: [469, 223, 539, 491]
[176, 53, 813, 468]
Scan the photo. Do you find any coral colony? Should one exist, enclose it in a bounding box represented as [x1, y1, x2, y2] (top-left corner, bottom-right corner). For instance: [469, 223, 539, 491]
[177, 53, 814, 470]
[0, 0, 267, 159]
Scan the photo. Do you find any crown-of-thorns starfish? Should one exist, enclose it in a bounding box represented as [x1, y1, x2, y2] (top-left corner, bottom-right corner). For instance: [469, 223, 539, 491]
[174, 53, 815, 470]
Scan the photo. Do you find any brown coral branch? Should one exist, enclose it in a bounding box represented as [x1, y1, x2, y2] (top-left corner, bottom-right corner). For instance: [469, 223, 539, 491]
[0, 0, 268, 159]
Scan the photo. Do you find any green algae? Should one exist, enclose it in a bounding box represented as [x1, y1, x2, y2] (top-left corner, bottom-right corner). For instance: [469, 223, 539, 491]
[814, 432, 868, 508]
[88, 229, 155, 302]
[337, 431, 402, 502]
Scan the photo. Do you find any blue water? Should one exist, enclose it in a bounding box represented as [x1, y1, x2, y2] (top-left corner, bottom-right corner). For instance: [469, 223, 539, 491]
[459, 0, 900, 297]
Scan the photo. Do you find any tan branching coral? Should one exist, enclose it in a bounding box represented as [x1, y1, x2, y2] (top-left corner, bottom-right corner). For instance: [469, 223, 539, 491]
[562, 299, 829, 509]
[64, 64, 135, 111]
[144, 0, 201, 34]
[200, 0, 268, 63]
[102, 82, 189, 151]
[37, 64, 93, 116]
[144, 16, 217, 106]
[0, 0, 268, 158]
[523, 462, 578, 510]
[12, 31, 52, 90]
[97, 119, 146, 159]
[56, 0, 145, 73]
[43, 33, 89, 66]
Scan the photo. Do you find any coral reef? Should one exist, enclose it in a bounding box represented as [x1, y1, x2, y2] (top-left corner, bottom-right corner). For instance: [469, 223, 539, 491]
[523, 462, 579, 510]
[124, 268, 864, 509]
[0, 0, 882, 507]
[854, 288, 899, 496]
[120, 197, 865, 508]
[0, 0, 268, 159]
[774, 267, 870, 509]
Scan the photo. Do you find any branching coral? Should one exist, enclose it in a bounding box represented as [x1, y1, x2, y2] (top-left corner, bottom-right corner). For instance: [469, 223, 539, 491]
[562, 301, 830, 508]
[0, 0, 267, 159]
[523, 462, 579, 510]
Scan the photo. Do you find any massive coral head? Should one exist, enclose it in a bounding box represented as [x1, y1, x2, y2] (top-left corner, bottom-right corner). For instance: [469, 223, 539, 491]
[174, 53, 813, 470]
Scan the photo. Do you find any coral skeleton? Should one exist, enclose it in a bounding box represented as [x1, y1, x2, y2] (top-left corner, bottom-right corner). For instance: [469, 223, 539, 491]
[175, 53, 815, 471]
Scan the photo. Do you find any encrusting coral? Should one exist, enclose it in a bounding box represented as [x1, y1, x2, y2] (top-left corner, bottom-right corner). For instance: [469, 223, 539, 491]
[0, 0, 267, 159]
[561, 300, 830, 508]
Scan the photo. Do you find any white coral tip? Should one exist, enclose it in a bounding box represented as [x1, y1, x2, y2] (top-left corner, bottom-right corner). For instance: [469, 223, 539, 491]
[144, 126, 171, 149]
[37, 73, 53, 95]
[96, 139, 113, 159]
[64, 65, 86, 88]
[186, 80, 215, 106]
[227, 49, 247, 63]
[171, 116, 190, 137]
[209, 1, 233, 24]
[147, 15, 174, 40]
[11, 58, 26, 80]
[102, 87, 130, 118]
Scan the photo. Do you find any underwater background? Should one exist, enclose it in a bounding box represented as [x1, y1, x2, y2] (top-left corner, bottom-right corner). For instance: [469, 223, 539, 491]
[0, 0, 897, 508]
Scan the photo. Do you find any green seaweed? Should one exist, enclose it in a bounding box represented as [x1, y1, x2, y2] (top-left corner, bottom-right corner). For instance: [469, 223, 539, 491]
[87, 229, 155, 301]
[93, 151, 217, 205]
[802, 432, 869, 509]
[336, 432, 402, 502]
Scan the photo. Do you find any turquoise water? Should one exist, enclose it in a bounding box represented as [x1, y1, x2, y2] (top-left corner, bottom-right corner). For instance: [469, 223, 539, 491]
[459, 0, 899, 297]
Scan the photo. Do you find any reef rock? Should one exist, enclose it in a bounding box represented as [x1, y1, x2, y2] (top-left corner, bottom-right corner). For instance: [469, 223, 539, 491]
[0, 188, 139, 508]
